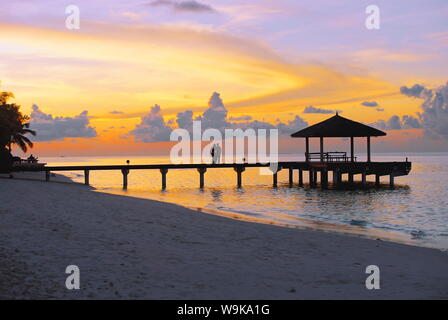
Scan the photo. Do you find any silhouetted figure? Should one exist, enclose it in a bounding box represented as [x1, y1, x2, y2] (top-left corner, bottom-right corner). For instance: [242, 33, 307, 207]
[215, 143, 222, 164]
[210, 144, 216, 164]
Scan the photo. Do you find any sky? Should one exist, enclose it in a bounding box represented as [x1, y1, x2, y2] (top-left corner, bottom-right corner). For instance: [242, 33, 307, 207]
[1, 0, 447, 156]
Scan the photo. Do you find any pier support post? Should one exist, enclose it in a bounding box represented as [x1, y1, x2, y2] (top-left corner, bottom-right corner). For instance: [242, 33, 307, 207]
[234, 166, 245, 188]
[273, 172, 278, 188]
[309, 170, 315, 187]
[45, 171, 50, 182]
[84, 169, 90, 185]
[160, 168, 168, 190]
[348, 173, 354, 183]
[321, 170, 329, 189]
[197, 168, 207, 189]
[375, 175, 380, 186]
[332, 170, 339, 186]
[362, 172, 367, 186]
[310, 169, 318, 187]
[298, 169, 304, 187]
[288, 167, 294, 187]
[121, 168, 129, 190]
[389, 174, 395, 189]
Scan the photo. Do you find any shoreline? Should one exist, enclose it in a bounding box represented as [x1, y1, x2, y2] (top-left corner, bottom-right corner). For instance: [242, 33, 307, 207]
[1, 173, 447, 299]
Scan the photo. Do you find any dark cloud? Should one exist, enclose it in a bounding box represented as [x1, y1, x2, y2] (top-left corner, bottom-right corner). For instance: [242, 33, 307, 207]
[361, 101, 378, 107]
[195, 92, 229, 130]
[129, 92, 308, 142]
[418, 82, 448, 139]
[402, 115, 422, 129]
[400, 84, 432, 99]
[303, 106, 337, 114]
[30, 105, 97, 141]
[129, 105, 172, 142]
[148, 0, 215, 13]
[370, 115, 421, 131]
[229, 115, 253, 121]
[176, 110, 194, 130]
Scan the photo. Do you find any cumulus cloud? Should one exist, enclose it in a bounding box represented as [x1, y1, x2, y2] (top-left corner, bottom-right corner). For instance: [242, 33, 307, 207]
[229, 115, 253, 121]
[277, 116, 308, 134]
[370, 81, 448, 137]
[417, 82, 448, 139]
[176, 110, 194, 130]
[370, 115, 421, 131]
[129, 104, 173, 142]
[148, 0, 215, 13]
[30, 105, 97, 141]
[303, 106, 338, 114]
[361, 101, 378, 107]
[400, 84, 432, 99]
[129, 92, 308, 142]
[196, 92, 230, 130]
[402, 115, 422, 129]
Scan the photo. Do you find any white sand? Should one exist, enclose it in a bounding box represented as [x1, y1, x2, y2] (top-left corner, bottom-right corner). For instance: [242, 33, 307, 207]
[0, 173, 447, 299]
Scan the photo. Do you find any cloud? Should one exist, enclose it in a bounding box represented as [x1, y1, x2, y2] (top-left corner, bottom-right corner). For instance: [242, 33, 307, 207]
[401, 115, 422, 129]
[303, 106, 338, 114]
[370, 115, 421, 131]
[229, 115, 253, 121]
[129, 104, 173, 142]
[129, 92, 308, 141]
[376, 108, 384, 112]
[399, 82, 448, 139]
[417, 82, 448, 139]
[400, 84, 432, 99]
[195, 92, 230, 130]
[30, 105, 97, 141]
[148, 0, 215, 13]
[361, 101, 378, 107]
[109, 110, 124, 114]
[277, 115, 308, 134]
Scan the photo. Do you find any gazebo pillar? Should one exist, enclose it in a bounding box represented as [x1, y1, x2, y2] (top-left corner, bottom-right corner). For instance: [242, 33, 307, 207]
[305, 137, 310, 162]
[367, 136, 371, 162]
[350, 137, 355, 162]
[320, 137, 324, 162]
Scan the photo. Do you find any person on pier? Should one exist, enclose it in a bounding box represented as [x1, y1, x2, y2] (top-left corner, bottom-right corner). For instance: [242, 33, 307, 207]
[215, 143, 222, 164]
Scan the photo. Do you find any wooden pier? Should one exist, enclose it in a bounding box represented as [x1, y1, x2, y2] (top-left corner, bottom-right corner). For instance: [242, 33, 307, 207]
[5, 114, 412, 190]
[10, 160, 412, 190]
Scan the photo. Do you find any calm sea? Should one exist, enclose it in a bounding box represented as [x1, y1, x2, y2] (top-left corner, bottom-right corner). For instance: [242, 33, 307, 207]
[41, 153, 448, 250]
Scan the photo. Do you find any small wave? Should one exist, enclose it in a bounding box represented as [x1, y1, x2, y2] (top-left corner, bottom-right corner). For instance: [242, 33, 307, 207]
[350, 220, 368, 227]
[410, 230, 426, 239]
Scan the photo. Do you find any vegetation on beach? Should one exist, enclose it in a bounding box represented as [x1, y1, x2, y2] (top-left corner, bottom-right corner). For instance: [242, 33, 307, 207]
[0, 91, 35, 169]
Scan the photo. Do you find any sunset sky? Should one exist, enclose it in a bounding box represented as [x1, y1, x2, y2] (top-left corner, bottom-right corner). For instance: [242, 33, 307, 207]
[1, 0, 447, 156]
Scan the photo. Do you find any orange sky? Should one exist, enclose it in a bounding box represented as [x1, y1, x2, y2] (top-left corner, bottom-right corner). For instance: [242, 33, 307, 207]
[1, 1, 447, 156]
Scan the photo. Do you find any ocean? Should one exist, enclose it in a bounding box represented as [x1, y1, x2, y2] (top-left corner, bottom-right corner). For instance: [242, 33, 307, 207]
[41, 153, 448, 250]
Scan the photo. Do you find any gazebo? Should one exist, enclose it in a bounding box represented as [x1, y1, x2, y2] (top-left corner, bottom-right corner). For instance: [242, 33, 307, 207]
[290, 113, 386, 163]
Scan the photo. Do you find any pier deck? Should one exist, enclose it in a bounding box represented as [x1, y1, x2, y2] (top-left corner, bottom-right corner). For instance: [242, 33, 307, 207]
[8, 160, 412, 189]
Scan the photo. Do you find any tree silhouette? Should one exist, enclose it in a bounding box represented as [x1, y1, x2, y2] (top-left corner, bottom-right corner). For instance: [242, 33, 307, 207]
[0, 92, 36, 153]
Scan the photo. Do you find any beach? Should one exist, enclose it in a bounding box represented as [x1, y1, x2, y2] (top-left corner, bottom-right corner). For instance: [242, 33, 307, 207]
[0, 173, 447, 299]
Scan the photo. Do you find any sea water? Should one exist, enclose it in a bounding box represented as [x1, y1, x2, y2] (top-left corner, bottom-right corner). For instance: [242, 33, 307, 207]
[41, 153, 448, 250]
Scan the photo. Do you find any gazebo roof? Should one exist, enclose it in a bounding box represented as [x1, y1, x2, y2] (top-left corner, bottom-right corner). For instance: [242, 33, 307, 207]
[291, 113, 386, 138]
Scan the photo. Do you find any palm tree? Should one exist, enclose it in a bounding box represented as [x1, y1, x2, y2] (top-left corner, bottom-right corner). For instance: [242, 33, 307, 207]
[9, 122, 36, 153]
[0, 91, 36, 153]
